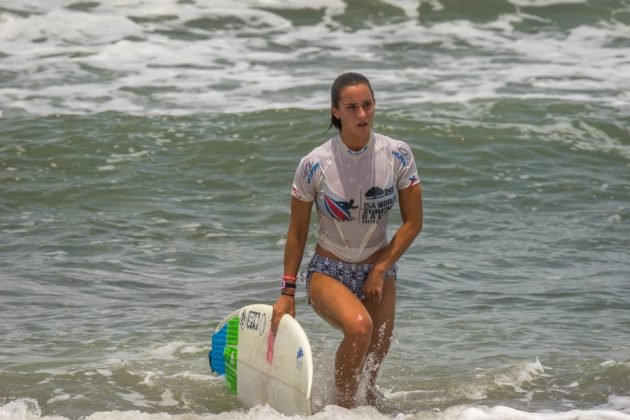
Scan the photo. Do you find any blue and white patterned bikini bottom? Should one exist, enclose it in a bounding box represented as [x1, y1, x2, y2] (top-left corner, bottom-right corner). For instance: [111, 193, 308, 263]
[302, 254, 397, 304]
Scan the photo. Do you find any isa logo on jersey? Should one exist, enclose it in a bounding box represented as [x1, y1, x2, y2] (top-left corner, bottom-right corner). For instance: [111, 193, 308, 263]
[323, 194, 357, 222]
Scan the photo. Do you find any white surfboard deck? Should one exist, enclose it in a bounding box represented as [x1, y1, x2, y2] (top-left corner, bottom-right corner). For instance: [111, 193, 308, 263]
[210, 304, 313, 415]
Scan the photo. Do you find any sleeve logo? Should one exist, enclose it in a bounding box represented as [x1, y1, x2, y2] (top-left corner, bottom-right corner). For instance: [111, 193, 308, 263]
[301, 159, 320, 185]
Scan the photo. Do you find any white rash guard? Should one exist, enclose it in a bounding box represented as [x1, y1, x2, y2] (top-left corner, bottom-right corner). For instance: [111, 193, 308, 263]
[291, 132, 420, 263]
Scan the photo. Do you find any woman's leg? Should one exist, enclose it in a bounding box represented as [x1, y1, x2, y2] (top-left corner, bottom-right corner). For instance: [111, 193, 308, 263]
[361, 275, 396, 405]
[308, 272, 373, 408]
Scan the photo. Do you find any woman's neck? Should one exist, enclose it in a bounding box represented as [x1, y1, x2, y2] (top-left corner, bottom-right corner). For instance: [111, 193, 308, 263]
[340, 132, 370, 152]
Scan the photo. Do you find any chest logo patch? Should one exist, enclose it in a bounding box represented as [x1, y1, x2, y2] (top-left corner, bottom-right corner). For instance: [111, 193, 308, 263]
[362, 185, 396, 224]
[323, 194, 358, 222]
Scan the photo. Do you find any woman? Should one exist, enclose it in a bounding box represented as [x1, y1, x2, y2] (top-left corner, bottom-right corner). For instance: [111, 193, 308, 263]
[271, 72, 423, 408]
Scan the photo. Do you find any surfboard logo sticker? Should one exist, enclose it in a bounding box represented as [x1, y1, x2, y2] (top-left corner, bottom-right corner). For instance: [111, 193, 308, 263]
[240, 309, 263, 332]
[245, 310, 262, 332]
[296, 347, 304, 370]
[240, 310, 247, 330]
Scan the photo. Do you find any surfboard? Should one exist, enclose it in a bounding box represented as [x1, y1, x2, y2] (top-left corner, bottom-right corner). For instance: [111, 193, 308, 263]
[209, 304, 313, 415]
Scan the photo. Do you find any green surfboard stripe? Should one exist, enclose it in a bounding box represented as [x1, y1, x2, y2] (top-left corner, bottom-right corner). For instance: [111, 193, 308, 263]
[224, 316, 240, 394]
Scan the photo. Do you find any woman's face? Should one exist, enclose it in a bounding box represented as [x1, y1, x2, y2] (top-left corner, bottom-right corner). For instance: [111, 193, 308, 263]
[332, 83, 375, 139]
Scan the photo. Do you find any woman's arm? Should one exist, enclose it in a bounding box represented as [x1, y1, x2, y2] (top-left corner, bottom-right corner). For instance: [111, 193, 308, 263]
[363, 183, 423, 303]
[271, 196, 313, 333]
[283, 197, 313, 278]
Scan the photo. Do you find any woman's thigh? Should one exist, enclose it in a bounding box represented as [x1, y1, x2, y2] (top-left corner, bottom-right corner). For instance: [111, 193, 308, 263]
[308, 272, 372, 333]
[362, 275, 396, 335]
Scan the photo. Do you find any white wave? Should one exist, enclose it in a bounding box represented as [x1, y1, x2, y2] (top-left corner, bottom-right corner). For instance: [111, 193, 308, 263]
[0, 399, 41, 420]
[118, 390, 152, 408]
[437, 404, 630, 420]
[571, 122, 630, 160]
[377, 0, 418, 18]
[157, 390, 179, 407]
[97, 368, 113, 377]
[179, 345, 203, 354]
[1, 0, 629, 116]
[146, 341, 189, 360]
[106, 149, 151, 164]
[606, 395, 630, 413]
[3, 397, 630, 420]
[46, 390, 73, 405]
[494, 358, 546, 391]
[508, 0, 587, 6]
[166, 371, 223, 383]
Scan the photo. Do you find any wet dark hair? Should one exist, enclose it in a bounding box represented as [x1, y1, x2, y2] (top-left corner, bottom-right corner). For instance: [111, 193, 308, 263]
[328, 72, 375, 132]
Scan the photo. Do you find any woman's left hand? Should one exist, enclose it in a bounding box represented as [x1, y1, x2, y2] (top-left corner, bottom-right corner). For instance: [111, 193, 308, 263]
[363, 268, 385, 304]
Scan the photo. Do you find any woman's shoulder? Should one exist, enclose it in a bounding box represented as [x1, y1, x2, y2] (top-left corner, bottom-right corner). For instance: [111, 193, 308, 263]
[373, 133, 417, 172]
[373, 132, 413, 155]
[300, 136, 337, 161]
[373, 132, 409, 147]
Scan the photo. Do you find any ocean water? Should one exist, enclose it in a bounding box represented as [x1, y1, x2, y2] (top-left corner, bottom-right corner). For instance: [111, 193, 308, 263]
[1, 0, 630, 419]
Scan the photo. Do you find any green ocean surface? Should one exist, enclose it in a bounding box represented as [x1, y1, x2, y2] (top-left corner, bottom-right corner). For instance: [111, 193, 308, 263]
[1, 1, 629, 419]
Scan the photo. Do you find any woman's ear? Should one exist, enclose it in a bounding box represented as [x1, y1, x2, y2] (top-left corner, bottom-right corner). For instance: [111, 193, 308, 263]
[331, 106, 339, 119]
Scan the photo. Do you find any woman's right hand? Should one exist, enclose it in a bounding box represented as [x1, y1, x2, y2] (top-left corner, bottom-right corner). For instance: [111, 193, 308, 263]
[271, 295, 295, 335]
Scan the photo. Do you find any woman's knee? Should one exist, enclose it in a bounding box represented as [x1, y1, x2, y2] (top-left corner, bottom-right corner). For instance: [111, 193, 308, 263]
[343, 312, 373, 344]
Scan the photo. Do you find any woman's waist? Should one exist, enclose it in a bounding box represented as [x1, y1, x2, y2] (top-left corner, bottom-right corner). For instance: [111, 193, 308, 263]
[314, 242, 386, 265]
